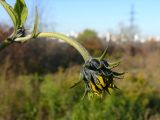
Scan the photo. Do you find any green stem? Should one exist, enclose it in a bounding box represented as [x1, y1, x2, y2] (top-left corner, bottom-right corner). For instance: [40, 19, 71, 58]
[15, 32, 91, 61]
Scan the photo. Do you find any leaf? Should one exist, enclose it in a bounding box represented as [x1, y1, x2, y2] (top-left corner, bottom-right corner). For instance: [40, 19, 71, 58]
[31, 7, 38, 38]
[14, 0, 28, 27]
[0, 0, 18, 36]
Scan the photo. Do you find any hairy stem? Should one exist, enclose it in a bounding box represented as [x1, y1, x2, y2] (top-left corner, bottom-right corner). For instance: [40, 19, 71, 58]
[11, 32, 91, 61]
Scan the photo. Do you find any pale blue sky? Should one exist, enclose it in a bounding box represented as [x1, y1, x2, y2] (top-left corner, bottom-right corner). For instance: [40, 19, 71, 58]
[0, 0, 160, 36]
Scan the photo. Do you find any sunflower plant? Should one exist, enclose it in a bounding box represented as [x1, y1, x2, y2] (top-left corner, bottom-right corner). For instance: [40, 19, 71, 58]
[0, 0, 124, 98]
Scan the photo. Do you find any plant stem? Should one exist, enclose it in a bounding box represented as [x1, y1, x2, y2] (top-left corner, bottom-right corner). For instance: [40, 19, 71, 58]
[15, 32, 91, 61]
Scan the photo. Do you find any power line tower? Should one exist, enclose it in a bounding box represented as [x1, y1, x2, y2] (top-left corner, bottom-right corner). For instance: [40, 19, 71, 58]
[129, 4, 136, 41]
[130, 4, 135, 28]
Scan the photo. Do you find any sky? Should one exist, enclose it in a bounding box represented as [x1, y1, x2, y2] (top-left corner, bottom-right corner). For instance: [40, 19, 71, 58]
[0, 0, 160, 36]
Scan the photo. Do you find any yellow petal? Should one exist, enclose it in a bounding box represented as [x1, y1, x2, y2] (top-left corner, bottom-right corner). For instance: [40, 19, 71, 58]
[89, 81, 100, 94]
[96, 84, 103, 90]
[97, 75, 106, 87]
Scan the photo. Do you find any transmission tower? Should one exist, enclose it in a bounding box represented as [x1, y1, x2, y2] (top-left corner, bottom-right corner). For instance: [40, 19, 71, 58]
[130, 4, 135, 27]
[129, 4, 136, 41]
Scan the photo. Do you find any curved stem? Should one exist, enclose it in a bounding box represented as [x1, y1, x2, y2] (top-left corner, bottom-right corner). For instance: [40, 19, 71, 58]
[15, 32, 91, 61]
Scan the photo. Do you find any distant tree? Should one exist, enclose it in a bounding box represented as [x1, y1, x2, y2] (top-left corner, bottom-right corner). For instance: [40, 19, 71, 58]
[77, 29, 98, 42]
[0, 24, 12, 41]
[77, 29, 103, 55]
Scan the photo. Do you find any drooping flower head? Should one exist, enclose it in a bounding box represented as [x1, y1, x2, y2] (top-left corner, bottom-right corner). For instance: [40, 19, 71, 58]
[81, 58, 124, 96]
[71, 49, 124, 97]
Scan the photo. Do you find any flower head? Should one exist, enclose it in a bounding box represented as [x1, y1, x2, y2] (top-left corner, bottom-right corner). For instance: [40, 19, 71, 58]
[71, 48, 124, 98]
[81, 58, 124, 96]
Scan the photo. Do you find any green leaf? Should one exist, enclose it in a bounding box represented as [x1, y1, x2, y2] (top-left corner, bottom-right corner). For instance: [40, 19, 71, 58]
[31, 7, 38, 38]
[0, 0, 18, 36]
[14, 0, 28, 27]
